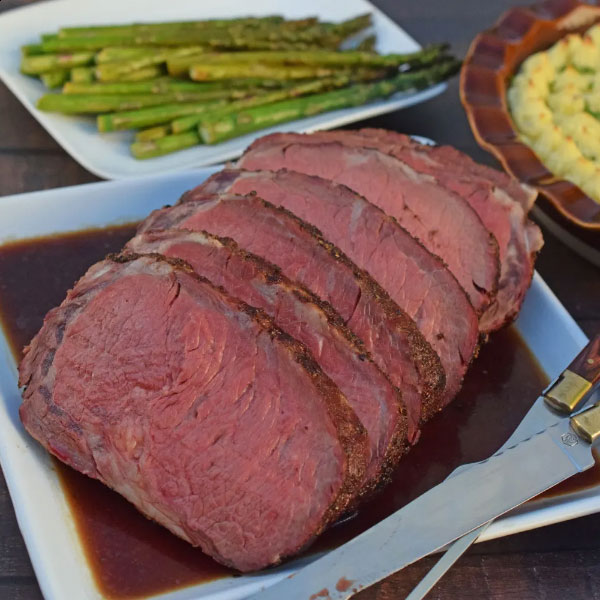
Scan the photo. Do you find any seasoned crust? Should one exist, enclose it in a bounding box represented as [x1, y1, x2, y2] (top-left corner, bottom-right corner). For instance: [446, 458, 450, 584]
[122, 251, 369, 497]
[215, 164, 478, 414]
[176, 182, 447, 424]
[20, 252, 370, 570]
[253, 194, 448, 421]
[114, 253, 371, 553]
[132, 229, 410, 494]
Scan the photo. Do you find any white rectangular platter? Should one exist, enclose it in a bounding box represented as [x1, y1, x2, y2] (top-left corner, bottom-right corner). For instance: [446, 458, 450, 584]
[0, 0, 446, 180]
[0, 170, 596, 600]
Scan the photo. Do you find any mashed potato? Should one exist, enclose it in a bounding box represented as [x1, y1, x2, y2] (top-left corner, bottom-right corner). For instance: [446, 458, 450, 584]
[508, 23, 600, 202]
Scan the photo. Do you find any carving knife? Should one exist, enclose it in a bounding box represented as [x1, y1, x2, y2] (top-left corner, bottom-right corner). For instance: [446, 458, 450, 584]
[247, 335, 600, 600]
[404, 334, 600, 600]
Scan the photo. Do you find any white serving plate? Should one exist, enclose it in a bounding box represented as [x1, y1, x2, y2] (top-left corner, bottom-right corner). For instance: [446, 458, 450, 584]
[0, 170, 596, 600]
[0, 0, 446, 180]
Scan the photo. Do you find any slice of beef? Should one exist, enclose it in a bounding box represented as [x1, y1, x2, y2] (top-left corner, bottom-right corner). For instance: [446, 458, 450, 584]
[403, 135, 537, 211]
[138, 195, 443, 439]
[126, 230, 407, 491]
[349, 129, 544, 332]
[18, 253, 368, 572]
[237, 133, 500, 316]
[184, 172, 479, 412]
[191, 172, 478, 406]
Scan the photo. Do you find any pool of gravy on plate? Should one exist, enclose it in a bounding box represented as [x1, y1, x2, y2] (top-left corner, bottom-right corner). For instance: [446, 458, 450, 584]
[0, 224, 596, 599]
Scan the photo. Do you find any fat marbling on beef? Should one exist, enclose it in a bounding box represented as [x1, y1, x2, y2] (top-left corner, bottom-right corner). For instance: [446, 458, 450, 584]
[18, 254, 369, 572]
[139, 193, 444, 439]
[190, 171, 479, 411]
[126, 229, 408, 492]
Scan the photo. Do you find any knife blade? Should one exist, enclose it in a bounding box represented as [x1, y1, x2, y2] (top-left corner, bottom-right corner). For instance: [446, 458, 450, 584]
[247, 335, 600, 600]
[249, 411, 599, 600]
[403, 526, 487, 600]
[403, 334, 600, 600]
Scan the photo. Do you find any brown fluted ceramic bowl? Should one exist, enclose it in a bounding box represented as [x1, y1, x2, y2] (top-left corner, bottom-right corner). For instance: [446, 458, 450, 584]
[461, 0, 600, 264]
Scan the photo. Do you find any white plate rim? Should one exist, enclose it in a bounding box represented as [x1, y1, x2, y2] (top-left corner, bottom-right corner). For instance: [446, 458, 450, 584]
[0, 170, 595, 600]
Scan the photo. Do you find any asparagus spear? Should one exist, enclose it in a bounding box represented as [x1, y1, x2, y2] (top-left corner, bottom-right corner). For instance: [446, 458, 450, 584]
[98, 76, 348, 132]
[59, 15, 367, 40]
[175, 45, 446, 69]
[243, 24, 339, 45]
[63, 83, 237, 100]
[41, 70, 70, 89]
[227, 16, 370, 45]
[95, 46, 167, 63]
[95, 45, 207, 65]
[71, 65, 163, 83]
[405, 43, 451, 69]
[40, 36, 166, 52]
[63, 77, 288, 94]
[21, 51, 95, 75]
[167, 44, 446, 77]
[131, 131, 202, 159]
[170, 75, 357, 133]
[21, 43, 46, 56]
[60, 17, 287, 37]
[355, 35, 377, 52]
[43, 35, 329, 52]
[168, 53, 214, 77]
[330, 13, 372, 38]
[198, 59, 461, 144]
[60, 18, 332, 43]
[38, 90, 252, 113]
[63, 78, 198, 94]
[94, 46, 208, 80]
[189, 63, 339, 81]
[97, 98, 228, 131]
[95, 54, 171, 81]
[70, 66, 95, 83]
[171, 50, 308, 77]
[189, 63, 388, 81]
[130, 58, 460, 157]
[135, 124, 172, 142]
[117, 65, 164, 81]
[40, 23, 342, 52]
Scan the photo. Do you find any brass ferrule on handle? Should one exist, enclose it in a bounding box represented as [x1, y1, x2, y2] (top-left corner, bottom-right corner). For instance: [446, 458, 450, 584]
[545, 370, 592, 413]
[571, 403, 600, 444]
[544, 335, 600, 414]
[543, 335, 600, 444]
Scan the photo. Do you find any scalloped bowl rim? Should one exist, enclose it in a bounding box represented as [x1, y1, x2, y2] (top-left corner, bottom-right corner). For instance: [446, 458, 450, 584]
[460, 0, 600, 232]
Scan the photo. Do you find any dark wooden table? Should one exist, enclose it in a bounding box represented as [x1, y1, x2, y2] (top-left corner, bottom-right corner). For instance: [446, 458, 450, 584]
[1, 1, 599, 598]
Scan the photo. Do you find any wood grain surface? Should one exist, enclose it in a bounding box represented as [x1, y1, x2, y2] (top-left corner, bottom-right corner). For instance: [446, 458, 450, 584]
[1, 1, 599, 598]
[568, 335, 600, 387]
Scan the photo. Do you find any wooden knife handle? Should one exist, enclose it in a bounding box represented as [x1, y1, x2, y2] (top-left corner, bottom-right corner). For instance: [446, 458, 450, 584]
[545, 335, 600, 414]
[568, 335, 600, 386]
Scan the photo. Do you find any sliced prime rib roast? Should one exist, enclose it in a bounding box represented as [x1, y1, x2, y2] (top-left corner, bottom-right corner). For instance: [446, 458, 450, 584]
[236, 134, 500, 316]
[138, 195, 444, 440]
[304, 128, 544, 333]
[18, 253, 369, 572]
[395, 133, 538, 211]
[126, 230, 408, 491]
[183, 174, 480, 412]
